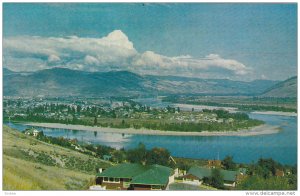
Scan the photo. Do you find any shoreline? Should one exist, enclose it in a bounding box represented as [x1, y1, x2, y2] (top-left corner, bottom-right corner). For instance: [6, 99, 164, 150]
[172, 103, 297, 117]
[24, 122, 281, 137]
[250, 111, 297, 117]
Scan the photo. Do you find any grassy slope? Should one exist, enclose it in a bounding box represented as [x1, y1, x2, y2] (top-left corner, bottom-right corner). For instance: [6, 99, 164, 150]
[3, 125, 112, 190]
[261, 76, 297, 98]
[3, 155, 94, 190]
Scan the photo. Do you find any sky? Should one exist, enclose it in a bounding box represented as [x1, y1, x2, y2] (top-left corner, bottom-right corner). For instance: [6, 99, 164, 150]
[3, 3, 297, 81]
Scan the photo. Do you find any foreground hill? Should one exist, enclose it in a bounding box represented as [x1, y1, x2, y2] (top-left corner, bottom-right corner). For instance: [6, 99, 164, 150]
[3, 125, 111, 190]
[4, 68, 279, 97]
[261, 76, 297, 98]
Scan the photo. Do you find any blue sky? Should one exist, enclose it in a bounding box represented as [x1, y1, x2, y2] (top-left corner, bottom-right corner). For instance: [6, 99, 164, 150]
[3, 3, 297, 81]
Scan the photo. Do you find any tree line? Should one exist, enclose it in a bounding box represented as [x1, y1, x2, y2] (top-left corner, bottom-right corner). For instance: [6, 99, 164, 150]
[237, 158, 297, 190]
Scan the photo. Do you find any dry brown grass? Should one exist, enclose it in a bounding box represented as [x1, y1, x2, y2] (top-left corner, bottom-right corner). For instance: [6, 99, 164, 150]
[3, 125, 111, 190]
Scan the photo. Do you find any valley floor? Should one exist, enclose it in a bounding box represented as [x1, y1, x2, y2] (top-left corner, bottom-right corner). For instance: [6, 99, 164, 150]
[26, 122, 281, 136]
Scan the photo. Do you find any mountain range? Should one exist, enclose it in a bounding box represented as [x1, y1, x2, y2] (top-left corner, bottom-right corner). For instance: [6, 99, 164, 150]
[3, 68, 295, 98]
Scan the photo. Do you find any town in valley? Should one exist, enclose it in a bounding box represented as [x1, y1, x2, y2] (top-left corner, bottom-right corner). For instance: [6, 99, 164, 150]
[2, 3, 297, 192]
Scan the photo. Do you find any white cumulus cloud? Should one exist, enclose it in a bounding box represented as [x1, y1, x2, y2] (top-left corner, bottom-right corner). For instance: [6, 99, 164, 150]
[84, 55, 100, 65]
[3, 30, 252, 79]
[48, 54, 61, 63]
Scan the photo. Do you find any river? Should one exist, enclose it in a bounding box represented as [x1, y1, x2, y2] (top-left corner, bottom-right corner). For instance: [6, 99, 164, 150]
[5, 112, 297, 165]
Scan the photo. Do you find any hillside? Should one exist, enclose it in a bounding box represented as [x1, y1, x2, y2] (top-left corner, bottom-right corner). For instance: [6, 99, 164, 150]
[3, 125, 112, 190]
[3, 68, 279, 97]
[3, 68, 152, 97]
[261, 76, 297, 98]
[146, 75, 278, 95]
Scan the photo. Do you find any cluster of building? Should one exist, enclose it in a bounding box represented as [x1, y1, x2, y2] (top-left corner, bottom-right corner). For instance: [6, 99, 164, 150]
[5, 97, 235, 125]
[94, 161, 247, 190]
[3, 98, 137, 121]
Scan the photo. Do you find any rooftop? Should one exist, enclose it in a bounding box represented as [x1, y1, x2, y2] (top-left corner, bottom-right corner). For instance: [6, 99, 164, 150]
[187, 166, 239, 182]
[97, 163, 173, 186]
[97, 163, 147, 179]
[131, 164, 173, 186]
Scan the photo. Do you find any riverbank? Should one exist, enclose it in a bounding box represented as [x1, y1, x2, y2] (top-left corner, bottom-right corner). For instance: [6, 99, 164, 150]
[251, 111, 297, 117]
[173, 103, 297, 117]
[25, 122, 281, 137]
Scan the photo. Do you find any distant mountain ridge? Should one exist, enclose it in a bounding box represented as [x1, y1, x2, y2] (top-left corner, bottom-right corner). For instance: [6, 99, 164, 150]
[4, 68, 280, 97]
[261, 76, 297, 98]
[145, 74, 278, 96]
